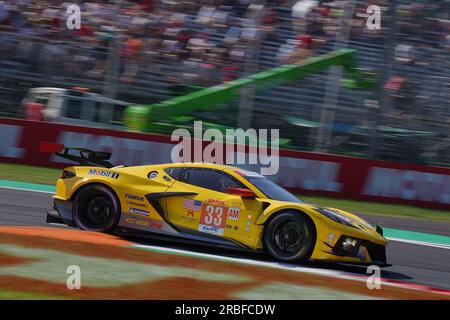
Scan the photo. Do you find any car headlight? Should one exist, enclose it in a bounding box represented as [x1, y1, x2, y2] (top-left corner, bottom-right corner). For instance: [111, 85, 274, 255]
[314, 207, 360, 229]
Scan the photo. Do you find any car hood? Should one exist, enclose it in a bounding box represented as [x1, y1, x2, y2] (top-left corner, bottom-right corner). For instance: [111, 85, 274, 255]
[266, 200, 377, 231]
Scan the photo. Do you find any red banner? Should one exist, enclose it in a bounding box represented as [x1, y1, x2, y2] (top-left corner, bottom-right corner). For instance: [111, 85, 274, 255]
[1, 118, 449, 210]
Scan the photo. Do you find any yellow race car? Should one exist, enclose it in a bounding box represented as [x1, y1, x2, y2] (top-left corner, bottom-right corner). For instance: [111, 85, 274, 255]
[45, 144, 388, 266]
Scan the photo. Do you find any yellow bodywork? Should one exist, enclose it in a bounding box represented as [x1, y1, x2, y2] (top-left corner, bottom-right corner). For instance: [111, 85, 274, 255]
[54, 162, 388, 264]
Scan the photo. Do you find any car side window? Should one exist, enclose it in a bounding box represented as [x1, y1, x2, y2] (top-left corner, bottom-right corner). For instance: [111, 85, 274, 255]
[182, 168, 244, 193]
[164, 167, 183, 180]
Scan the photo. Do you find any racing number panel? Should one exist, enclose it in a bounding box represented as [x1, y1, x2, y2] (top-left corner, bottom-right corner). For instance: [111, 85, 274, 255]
[162, 167, 264, 248]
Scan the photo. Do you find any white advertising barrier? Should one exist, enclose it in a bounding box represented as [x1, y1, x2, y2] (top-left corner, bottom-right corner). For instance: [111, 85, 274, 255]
[0, 118, 448, 209]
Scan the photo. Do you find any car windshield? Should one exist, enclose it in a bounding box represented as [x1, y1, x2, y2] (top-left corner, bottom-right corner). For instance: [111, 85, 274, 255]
[245, 175, 304, 203]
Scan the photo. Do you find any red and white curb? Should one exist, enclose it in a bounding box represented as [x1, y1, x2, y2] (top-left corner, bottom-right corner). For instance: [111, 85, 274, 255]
[132, 243, 450, 297]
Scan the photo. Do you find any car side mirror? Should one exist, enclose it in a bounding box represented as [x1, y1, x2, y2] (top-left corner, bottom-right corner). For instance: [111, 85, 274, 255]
[226, 187, 254, 198]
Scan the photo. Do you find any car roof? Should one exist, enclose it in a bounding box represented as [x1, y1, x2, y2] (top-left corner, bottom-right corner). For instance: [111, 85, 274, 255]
[129, 162, 238, 170]
[116, 162, 243, 175]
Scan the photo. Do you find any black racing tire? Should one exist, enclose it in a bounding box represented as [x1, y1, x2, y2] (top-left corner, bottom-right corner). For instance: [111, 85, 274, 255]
[73, 184, 121, 233]
[263, 211, 316, 263]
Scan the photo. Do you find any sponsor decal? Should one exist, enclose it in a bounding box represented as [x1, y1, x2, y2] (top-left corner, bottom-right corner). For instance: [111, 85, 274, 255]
[125, 194, 145, 202]
[88, 169, 120, 179]
[181, 216, 196, 222]
[198, 203, 227, 236]
[207, 199, 225, 205]
[328, 233, 335, 245]
[149, 221, 163, 230]
[183, 199, 202, 211]
[198, 224, 223, 236]
[227, 207, 240, 221]
[125, 194, 147, 209]
[148, 171, 158, 179]
[186, 210, 195, 217]
[129, 208, 150, 216]
[125, 217, 148, 227]
[125, 217, 162, 230]
[245, 212, 253, 232]
[127, 201, 147, 208]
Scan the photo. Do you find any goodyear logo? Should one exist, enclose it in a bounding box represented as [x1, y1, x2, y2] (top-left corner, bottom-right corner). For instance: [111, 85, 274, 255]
[88, 169, 120, 179]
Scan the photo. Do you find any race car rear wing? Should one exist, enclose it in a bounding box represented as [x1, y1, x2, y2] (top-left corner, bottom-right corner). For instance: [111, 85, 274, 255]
[39, 142, 114, 168]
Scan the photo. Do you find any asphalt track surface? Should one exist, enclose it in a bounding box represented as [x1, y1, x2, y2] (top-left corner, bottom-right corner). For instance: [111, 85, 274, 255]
[1, 187, 450, 291]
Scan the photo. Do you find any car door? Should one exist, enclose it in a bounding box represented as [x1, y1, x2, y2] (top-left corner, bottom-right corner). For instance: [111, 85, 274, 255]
[164, 167, 263, 245]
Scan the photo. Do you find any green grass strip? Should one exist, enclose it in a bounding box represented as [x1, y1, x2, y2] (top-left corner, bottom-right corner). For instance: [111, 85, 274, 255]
[0, 180, 55, 193]
[0, 289, 67, 300]
[0, 162, 59, 185]
[384, 228, 450, 247]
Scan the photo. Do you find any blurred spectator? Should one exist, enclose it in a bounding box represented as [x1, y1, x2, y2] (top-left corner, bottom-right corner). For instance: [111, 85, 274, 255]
[276, 36, 313, 64]
[395, 44, 418, 64]
[120, 35, 143, 83]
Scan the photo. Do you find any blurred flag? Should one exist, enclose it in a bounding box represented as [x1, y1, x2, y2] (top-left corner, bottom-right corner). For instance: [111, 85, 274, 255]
[183, 199, 202, 211]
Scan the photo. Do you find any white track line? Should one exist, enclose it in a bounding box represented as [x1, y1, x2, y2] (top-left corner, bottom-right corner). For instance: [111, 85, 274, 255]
[134, 243, 344, 277]
[387, 237, 450, 250]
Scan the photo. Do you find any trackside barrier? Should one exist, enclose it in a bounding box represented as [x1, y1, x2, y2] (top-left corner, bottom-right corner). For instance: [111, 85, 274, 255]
[0, 118, 449, 210]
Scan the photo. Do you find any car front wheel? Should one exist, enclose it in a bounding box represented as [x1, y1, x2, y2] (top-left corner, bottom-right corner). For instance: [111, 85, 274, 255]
[263, 211, 316, 263]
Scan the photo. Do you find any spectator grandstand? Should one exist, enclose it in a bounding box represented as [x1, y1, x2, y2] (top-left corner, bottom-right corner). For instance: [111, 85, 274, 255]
[0, 0, 448, 166]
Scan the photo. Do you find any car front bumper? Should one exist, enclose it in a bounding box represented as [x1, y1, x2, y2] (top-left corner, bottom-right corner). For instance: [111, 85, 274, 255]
[311, 219, 389, 266]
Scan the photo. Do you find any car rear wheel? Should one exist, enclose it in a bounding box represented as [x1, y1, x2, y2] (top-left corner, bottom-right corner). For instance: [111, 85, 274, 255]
[263, 211, 316, 262]
[73, 185, 121, 233]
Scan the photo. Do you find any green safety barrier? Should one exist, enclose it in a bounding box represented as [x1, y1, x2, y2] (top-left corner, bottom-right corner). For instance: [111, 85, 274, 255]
[124, 49, 375, 136]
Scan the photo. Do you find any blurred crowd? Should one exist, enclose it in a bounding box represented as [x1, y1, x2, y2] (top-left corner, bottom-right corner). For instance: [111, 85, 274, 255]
[0, 1, 448, 107]
[2, 0, 436, 87]
[0, 0, 449, 164]
[384, 1, 450, 127]
[1, 1, 448, 85]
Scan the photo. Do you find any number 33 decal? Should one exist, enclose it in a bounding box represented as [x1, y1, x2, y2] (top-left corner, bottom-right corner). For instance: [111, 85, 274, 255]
[201, 204, 227, 228]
